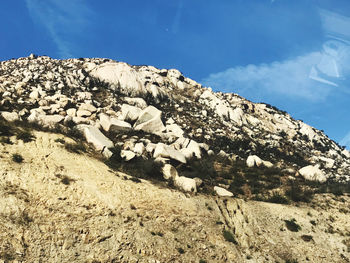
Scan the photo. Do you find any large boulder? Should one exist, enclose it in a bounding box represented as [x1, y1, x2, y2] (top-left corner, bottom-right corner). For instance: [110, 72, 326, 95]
[153, 143, 186, 164]
[134, 106, 165, 134]
[214, 186, 234, 197]
[298, 165, 327, 183]
[174, 176, 197, 193]
[78, 125, 114, 151]
[99, 113, 132, 132]
[246, 155, 263, 167]
[1, 111, 19, 122]
[162, 164, 178, 180]
[120, 104, 142, 122]
[120, 150, 136, 161]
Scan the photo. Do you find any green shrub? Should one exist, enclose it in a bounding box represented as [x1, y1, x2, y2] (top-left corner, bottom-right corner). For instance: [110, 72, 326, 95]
[16, 130, 35, 143]
[284, 219, 301, 232]
[223, 230, 238, 244]
[64, 142, 86, 154]
[12, 153, 24, 163]
[266, 191, 289, 204]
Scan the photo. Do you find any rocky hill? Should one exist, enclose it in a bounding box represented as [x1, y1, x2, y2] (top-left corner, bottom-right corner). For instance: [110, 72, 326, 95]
[0, 55, 350, 262]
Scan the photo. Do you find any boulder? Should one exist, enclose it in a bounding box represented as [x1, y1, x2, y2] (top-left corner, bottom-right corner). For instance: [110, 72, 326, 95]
[99, 113, 131, 132]
[246, 155, 263, 167]
[78, 125, 114, 151]
[79, 103, 97, 113]
[162, 164, 178, 180]
[121, 104, 142, 122]
[174, 176, 197, 193]
[124, 97, 147, 109]
[120, 150, 136, 161]
[134, 106, 165, 134]
[66, 108, 77, 117]
[1, 111, 19, 122]
[76, 110, 92, 118]
[214, 186, 234, 197]
[40, 115, 64, 127]
[153, 143, 186, 164]
[298, 165, 327, 183]
[133, 142, 145, 156]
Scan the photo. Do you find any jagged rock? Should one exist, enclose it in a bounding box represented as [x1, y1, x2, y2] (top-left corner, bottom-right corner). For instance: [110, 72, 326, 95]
[134, 106, 165, 134]
[102, 147, 113, 159]
[78, 125, 114, 151]
[194, 177, 203, 187]
[162, 164, 178, 180]
[1, 111, 19, 122]
[298, 165, 327, 183]
[165, 124, 185, 138]
[99, 113, 132, 132]
[153, 143, 186, 164]
[121, 104, 142, 122]
[214, 186, 234, 197]
[145, 142, 157, 153]
[120, 150, 136, 161]
[174, 176, 197, 193]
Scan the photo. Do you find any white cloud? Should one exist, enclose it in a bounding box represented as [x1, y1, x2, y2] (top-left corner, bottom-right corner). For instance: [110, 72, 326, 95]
[25, 0, 93, 58]
[201, 52, 336, 101]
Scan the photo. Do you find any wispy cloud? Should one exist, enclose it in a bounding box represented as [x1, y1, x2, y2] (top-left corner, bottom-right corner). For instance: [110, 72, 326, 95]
[201, 8, 350, 102]
[25, 0, 93, 58]
[340, 132, 350, 149]
[201, 52, 336, 101]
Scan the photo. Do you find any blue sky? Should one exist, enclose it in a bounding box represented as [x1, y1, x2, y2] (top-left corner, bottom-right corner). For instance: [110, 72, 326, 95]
[1, 0, 350, 148]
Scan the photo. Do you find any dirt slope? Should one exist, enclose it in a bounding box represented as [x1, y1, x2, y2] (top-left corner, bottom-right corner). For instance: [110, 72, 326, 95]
[0, 131, 349, 262]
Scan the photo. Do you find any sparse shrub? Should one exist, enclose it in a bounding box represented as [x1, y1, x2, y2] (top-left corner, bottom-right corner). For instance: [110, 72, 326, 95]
[223, 230, 238, 244]
[54, 138, 65, 144]
[286, 180, 314, 203]
[177, 247, 185, 254]
[266, 191, 289, 204]
[285, 259, 298, 263]
[0, 136, 13, 144]
[55, 174, 75, 185]
[12, 153, 24, 163]
[199, 259, 207, 263]
[301, 235, 313, 242]
[284, 218, 301, 232]
[16, 130, 35, 142]
[64, 141, 86, 154]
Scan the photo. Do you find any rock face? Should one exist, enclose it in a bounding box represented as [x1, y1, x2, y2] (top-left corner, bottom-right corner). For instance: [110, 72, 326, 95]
[0, 55, 350, 263]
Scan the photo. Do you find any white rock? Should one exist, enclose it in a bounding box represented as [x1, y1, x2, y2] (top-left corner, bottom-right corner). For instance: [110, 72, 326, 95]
[246, 155, 263, 167]
[29, 90, 39, 100]
[262, 161, 273, 168]
[67, 108, 77, 117]
[134, 106, 165, 134]
[121, 104, 141, 122]
[133, 142, 145, 156]
[342, 149, 350, 158]
[120, 150, 136, 161]
[79, 103, 97, 113]
[99, 113, 131, 132]
[230, 108, 244, 126]
[1, 111, 19, 122]
[77, 110, 92, 118]
[145, 142, 157, 153]
[40, 115, 64, 127]
[165, 123, 185, 138]
[78, 125, 114, 151]
[214, 186, 233, 197]
[174, 176, 197, 193]
[124, 97, 147, 109]
[162, 164, 178, 180]
[153, 143, 186, 164]
[298, 165, 327, 183]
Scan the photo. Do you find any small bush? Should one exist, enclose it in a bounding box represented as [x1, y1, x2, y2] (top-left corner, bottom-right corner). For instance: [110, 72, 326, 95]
[199, 259, 207, 263]
[223, 230, 238, 244]
[55, 174, 75, 185]
[284, 219, 301, 232]
[266, 191, 289, 204]
[54, 138, 65, 144]
[16, 130, 35, 143]
[12, 153, 24, 163]
[0, 136, 13, 144]
[177, 247, 185, 254]
[64, 142, 86, 154]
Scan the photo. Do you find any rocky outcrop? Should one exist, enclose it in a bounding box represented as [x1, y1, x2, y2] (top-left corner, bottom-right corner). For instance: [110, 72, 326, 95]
[298, 165, 327, 183]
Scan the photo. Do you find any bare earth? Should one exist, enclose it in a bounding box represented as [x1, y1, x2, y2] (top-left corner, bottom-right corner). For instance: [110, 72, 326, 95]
[0, 131, 349, 262]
